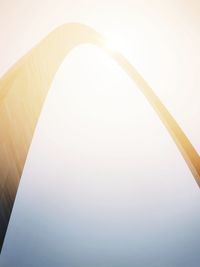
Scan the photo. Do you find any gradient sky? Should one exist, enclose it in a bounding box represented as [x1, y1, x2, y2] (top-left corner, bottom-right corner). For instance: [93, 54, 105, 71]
[0, 1, 200, 266]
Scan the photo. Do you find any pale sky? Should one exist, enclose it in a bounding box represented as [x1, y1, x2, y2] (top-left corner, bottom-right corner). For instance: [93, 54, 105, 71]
[0, 1, 200, 266]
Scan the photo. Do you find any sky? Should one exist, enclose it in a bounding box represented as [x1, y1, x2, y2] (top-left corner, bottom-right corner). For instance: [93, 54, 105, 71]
[0, 1, 200, 266]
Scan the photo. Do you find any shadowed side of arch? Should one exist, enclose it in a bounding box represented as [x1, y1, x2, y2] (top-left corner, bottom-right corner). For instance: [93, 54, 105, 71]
[0, 23, 199, 252]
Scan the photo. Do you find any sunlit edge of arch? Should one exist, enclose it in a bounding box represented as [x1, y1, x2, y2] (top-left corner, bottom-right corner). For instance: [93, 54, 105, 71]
[0, 22, 199, 253]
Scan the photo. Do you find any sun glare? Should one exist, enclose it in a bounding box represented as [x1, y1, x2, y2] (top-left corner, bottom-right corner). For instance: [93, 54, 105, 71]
[105, 34, 129, 55]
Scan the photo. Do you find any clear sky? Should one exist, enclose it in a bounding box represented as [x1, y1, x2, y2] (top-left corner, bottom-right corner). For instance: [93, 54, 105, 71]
[0, 1, 200, 266]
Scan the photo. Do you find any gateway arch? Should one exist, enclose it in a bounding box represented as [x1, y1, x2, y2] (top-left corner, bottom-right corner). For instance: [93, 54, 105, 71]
[0, 23, 199, 252]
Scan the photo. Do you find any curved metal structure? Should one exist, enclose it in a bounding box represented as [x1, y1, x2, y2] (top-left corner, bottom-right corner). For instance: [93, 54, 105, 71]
[0, 23, 199, 252]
